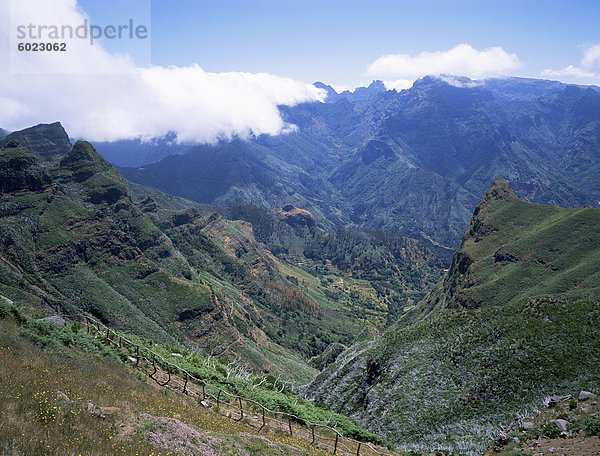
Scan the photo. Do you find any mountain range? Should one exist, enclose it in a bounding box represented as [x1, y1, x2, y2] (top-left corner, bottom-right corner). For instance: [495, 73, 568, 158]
[307, 179, 600, 454]
[102, 76, 600, 247]
[0, 124, 449, 381]
[1, 75, 600, 455]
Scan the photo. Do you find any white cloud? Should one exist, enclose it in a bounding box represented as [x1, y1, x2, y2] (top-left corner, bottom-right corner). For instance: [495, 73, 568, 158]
[0, 0, 325, 143]
[438, 75, 483, 88]
[581, 44, 600, 69]
[542, 65, 596, 80]
[381, 79, 415, 91]
[367, 43, 521, 80]
[542, 44, 600, 83]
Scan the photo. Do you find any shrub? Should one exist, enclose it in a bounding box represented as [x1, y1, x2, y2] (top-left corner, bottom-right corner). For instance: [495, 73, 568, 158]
[539, 422, 562, 439]
[569, 399, 577, 410]
[582, 416, 600, 437]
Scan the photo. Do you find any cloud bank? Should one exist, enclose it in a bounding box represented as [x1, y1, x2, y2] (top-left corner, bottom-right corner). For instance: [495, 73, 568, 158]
[542, 44, 600, 84]
[0, 0, 324, 143]
[368, 43, 521, 86]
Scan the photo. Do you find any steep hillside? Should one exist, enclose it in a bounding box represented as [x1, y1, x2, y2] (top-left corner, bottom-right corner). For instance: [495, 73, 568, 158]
[0, 124, 450, 384]
[411, 178, 600, 320]
[0, 137, 321, 381]
[328, 142, 478, 246]
[1, 121, 71, 165]
[306, 180, 600, 454]
[118, 76, 600, 247]
[0, 298, 393, 456]
[121, 179, 452, 338]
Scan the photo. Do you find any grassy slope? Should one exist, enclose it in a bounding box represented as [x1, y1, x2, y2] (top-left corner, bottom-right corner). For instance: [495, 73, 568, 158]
[307, 180, 600, 455]
[0, 297, 392, 451]
[0, 141, 319, 382]
[125, 179, 214, 213]
[124, 174, 452, 360]
[415, 178, 600, 319]
[0, 301, 337, 456]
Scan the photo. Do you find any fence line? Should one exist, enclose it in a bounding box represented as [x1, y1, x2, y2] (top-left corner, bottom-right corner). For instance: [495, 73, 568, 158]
[69, 313, 396, 456]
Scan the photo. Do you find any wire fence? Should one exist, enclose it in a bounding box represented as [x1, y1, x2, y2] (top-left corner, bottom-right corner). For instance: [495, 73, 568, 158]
[69, 313, 397, 456]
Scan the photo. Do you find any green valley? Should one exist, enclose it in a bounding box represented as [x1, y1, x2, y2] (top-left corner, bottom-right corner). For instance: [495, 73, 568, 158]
[308, 179, 600, 454]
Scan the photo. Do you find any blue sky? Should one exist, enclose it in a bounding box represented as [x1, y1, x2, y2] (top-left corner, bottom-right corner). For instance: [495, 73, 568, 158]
[3, 0, 600, 142]
[78, 0, 600, 88]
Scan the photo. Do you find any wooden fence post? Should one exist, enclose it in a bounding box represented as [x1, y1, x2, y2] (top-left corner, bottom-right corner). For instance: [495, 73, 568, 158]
[238, 396, 244, 421]
[150, 354, 157, 378]
[161, 363, 171, 386]
[183, 372, 188, 394]
[76, 315, 375, 456]
[259, 406, 266, 431]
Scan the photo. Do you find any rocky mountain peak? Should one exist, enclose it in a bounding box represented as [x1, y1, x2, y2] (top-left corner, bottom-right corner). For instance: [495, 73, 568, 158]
[478, 178, 517, 206]
[59, 141, 112, 182]
[1, 122, 71, 164]
[463, 178, 517, 244]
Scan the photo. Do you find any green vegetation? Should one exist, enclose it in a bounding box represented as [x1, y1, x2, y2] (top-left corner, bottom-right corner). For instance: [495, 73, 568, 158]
[309, 180, 600, 455]
[0, 299, 340, 456]
[311, 295, 600, 453]
[225, 204, 452, 328]
[411, 179, 600, 323]
[0, 142, 51, 193]
[0, 138, 325, 380]
[0, 297, 388, 450]
[0, 126, 451, 388]
[572, 416, 600, 437]
[125, 332, 386, 444]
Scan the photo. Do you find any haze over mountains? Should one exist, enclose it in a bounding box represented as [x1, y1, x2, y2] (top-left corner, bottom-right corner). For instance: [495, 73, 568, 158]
[90, 76, 600, 248]
[1, 75, 600, 455]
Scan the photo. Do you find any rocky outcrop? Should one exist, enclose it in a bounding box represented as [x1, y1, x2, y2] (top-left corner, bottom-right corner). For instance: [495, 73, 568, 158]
[579, 391, 598, 401]
[59, 141, 128, 204]
[2, 122, 71, 164]
[59, 141, 112, 182]
[0, 141, 52, 193]
[274, 205, 316, 228]
[137, 196, 159, 213]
